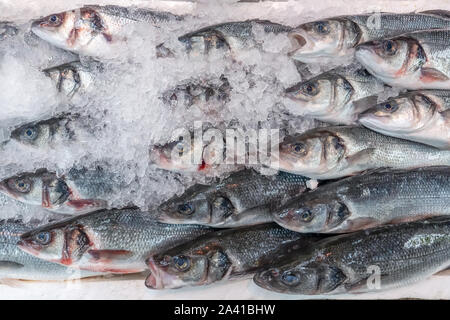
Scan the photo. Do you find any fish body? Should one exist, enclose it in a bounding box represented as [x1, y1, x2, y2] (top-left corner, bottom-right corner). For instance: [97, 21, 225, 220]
[272, 167, 450, 233]
[273, 125, 450, 179]
[31, 5, 181, 56]
[18, 208, 213, 273]
[6, 114, 76, 148]
[356, 29, 450, 90]
[0, 167, 122, 214]
[145, 223, 321, 289]
[359, 90, 450, 149]
[0, 219, 102, 281]
[179, 20, 292, 55]
[289, 11, 450, 63]
[43, 61, 101, 98]
[254, 217, 450, 295]
[157, 169, 310, 227]
[285, 65, 386, 124]
[162, 76, 231, 110]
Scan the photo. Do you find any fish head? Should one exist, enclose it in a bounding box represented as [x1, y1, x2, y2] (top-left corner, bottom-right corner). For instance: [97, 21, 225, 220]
[18, 222, 91, 266]
[31, 8, 107, 53]
[10, 120, 53, 147]
[355, 37, 425, 81]
[276, 131, 346, 177]
[0, 170, 70, 209]
[158, 186, 235, 225]
[285, 74, 353, 117]
[43, 63, 81, 97]
[359, 93, 436, 133]
[150, 137, 198, 172]
[254, 261, 346, 295]
[273, 197, 350, 232]
[146, 243, 231, 289]
[288, 19, 359, 63]
[31, 10, 77, 51]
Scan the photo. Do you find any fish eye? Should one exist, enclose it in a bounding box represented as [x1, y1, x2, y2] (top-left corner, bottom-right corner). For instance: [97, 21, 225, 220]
[21, 126, 38, 141]
[34, 232, 52, 245]
[173, 255, 191, 271]
[47, 15, 61, 25]
[281, 271, 300, 286]
[290, 142, 307, 155]
[383, 40, 397, 56]
[8, 178, 32, 193]
[299, 209, 314, 222]
[213, 196, 233, 210]
[302, 82, 319, 96]
[314, 22, 330, 34]
[178, 203, 194, 215]
[382, 102, 398, 112]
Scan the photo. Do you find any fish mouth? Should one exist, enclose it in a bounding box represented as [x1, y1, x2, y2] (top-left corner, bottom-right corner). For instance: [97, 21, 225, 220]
[17, 239, 41, 257]
[287, 32, 307, 57]
[145, 258, 166, 289]
[253, 269, 281, 291]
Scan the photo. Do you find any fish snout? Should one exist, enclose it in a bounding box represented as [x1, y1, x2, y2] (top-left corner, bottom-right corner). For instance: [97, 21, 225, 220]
[254, 268, 280, 287]
[287, 30, 308, 57]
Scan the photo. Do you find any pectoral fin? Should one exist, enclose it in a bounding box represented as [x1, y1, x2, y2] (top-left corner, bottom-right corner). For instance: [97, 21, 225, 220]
[420, 68, 449, 83]
[66, 199, 107, 211]
[345, 148, 376, 168]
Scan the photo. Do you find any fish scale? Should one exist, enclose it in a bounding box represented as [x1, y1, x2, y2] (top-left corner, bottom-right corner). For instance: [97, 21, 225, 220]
[157, 169, 310, 227]
[18, 208, 214, 273]
[0, 219, 102, 280]
[254, 217, 450, 294]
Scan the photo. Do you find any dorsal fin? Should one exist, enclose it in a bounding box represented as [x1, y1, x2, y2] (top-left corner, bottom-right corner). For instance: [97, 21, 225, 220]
[420, 10, 450, 19]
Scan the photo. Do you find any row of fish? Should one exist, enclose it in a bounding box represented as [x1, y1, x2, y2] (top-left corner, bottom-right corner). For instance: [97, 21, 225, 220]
[1, 5, 450, 297]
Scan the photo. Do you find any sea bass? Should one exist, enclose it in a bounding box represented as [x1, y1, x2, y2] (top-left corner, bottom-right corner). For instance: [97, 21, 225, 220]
[43, 60, 102, 98]
[179, 20, 292, 55]
[156, 169, 310, 228]
[289, 11, 450, 63]
[145, 224, 321, 289]
[31, 5, 181, 56]
[272, 125, 450, 179]
[285, 65, 386, 125]
[359, 90, 450, 149]
[272, 167, 450, 233]
[161, 76, 231, 111]
[0, 219, 103, 281]
[18, 208, 213, 274]
[254, 217, 450, 295]
[5, 114, 77, 148]
[0, 167, 123, 214]
[356, 29, 450, 90]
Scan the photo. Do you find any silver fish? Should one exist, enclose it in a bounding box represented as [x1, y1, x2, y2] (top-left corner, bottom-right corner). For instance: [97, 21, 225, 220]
[157, 169, 310, 228]
[272, 167, 450, 233]
[145, 224, 321, 289]
[43, 61, 101, 98]
[0, 219, 103, 281]
[31, 5, 182, 56]
[0, 167, 122, 214]
[161, 76, 231, 110]
[6, 114, 77, 148]
[285, 65, 386, 125]
[272, 125, 450, 179]
[359, 90, 450, 149]
[254, 217, 450, 295]
[178, 20, 292, 55]
[289, 11, 450, 63]
[356, 29, 450, 90]
[18, 208, 213, 274]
